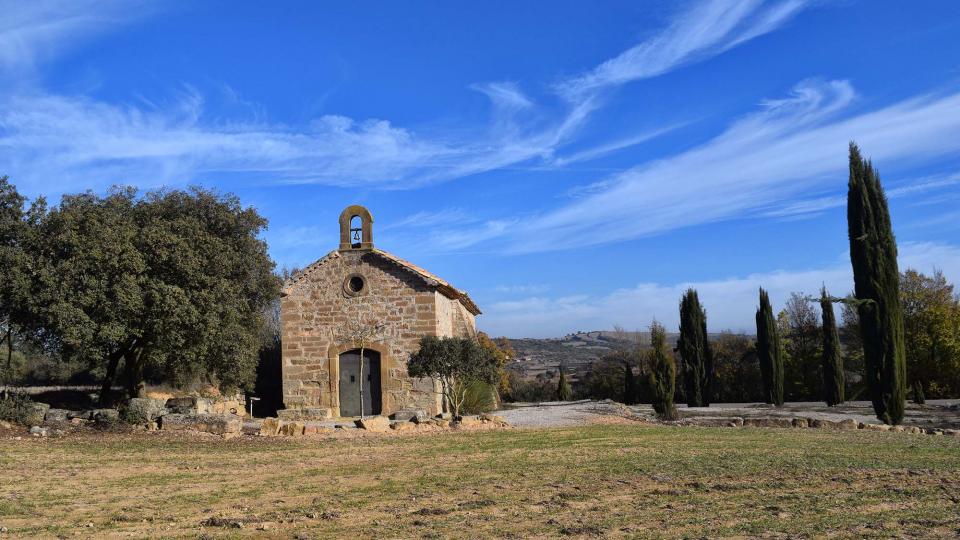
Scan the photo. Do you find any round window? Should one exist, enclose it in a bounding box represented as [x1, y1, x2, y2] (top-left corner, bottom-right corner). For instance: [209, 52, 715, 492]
[348, 276, 365, 293]
[343, 273, 367, 297]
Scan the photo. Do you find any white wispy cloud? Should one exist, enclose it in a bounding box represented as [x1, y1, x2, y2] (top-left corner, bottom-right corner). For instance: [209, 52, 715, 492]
[765, 171, 960, 218]
[556, 0, 810, 101]
[0, 0, 811, 193]
[0, 0, 150, 73]
[437, 79, 960, 253]
[479, 241, 960, 338]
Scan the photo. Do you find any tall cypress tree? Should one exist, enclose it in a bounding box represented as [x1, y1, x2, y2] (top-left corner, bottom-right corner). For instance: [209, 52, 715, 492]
[847, 143, 906, 424]
[755, 288, 784, 406]
[820, 287, 844, 406]
[647, 320, 677, 420]
[678, 288, 711, 407]
[556, 366, 572, 401]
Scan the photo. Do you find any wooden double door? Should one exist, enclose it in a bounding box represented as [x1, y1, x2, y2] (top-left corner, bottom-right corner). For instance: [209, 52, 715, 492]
[338, 349, 382, 417]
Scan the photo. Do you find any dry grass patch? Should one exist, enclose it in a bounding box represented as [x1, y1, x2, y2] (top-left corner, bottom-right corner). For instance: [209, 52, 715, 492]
[0, 425, 958, 538]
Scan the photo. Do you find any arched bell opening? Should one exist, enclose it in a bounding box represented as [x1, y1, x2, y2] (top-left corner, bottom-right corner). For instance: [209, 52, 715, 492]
[338, 205, 374, 250]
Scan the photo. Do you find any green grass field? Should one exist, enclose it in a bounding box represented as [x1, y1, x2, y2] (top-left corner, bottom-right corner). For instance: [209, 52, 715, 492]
[1, 424, 958, 538]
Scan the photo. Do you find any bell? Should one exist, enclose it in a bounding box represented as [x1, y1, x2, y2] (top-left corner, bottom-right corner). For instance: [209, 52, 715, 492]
[353, 229, 361, 241]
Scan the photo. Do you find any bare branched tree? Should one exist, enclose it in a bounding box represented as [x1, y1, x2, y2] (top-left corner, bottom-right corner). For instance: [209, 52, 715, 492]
[335, 296, 385, 418]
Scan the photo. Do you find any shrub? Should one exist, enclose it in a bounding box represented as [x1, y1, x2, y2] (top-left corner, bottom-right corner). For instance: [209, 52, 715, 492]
[0, 392, 35, 425]
[458, 380, 499, 415]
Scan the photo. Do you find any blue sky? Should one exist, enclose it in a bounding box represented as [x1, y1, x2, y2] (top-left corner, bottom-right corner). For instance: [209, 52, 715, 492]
[2, 1, 960, 337]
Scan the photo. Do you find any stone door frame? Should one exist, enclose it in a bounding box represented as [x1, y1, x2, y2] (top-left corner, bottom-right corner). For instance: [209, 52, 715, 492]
[327, 341, 394, 418]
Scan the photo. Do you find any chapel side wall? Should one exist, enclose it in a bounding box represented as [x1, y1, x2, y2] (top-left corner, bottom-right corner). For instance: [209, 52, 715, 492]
[281, 252, 442, 416]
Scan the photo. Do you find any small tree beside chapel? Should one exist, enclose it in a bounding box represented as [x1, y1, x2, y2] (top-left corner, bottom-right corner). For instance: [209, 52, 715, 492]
[407, 336, 498, 418]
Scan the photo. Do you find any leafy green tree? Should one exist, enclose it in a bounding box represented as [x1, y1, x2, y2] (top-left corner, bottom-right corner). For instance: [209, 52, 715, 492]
[0, 177, 27, 382]
[477, 331, 511, 401]
[678, 288, 712, 407]
[407, 335, 498, 418]
[711, 331, 762, 403]
[556, 366, 573, 401]
[900, 269, 960, 398]
[756, 288, 784, 406]
[820, 287, 845, 406]
[27, 187, 279, 403]
[847, 143, 906, 424]
[647, 320, 677, 420]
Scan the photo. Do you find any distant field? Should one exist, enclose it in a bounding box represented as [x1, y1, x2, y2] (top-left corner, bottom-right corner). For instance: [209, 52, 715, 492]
[1, 425, 959, 538]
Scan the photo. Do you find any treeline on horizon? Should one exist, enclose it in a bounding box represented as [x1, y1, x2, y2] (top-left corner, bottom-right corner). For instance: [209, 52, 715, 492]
[505, 144, 960, 425]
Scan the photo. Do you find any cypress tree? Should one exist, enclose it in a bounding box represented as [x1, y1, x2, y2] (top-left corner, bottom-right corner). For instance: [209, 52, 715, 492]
[756, 288, 784, 406]
[847, 143, 906, 424]
[820, 287, 844, 406]
[678, 288, 712, 407]
[556, 367, 572, 401]
[623, 360, 638, 405]
[912, 380, 925, 405]
[647, 320, 677, 420]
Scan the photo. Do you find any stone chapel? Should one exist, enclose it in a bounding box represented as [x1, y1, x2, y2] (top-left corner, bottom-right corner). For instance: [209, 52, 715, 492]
[279, 205, 481, 419]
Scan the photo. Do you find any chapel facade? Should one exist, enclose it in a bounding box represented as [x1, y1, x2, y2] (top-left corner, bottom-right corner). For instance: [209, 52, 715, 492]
[279, 205, 480, 418]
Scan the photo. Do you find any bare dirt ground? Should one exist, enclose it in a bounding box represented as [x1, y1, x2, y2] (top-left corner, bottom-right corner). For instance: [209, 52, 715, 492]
[498, 399, 960, 429]
[1, 421, 958, 539]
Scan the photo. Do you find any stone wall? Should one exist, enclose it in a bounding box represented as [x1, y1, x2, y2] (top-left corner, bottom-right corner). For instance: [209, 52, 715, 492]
[281, 249, 474, 417]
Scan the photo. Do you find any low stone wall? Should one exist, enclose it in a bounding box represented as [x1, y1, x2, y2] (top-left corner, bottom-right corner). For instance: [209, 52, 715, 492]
[670, 415, 959, 436]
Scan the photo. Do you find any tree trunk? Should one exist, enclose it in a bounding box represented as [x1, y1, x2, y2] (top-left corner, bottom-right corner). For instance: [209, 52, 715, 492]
[358, 343, 365, 419]
[5, 324, 11, 372]
[99, 350, 123, 405]
[122, 348, 146, 399]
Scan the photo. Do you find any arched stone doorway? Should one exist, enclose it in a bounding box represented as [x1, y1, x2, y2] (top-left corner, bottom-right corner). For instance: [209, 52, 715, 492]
[338, 349, 382, 416]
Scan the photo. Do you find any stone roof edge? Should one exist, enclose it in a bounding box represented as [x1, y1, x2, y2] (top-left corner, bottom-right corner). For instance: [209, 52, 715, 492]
[280, 249, 341, 297]
[280, 248, 482, 316]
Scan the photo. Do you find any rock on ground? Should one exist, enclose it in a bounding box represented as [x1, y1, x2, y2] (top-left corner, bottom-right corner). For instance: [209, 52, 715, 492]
[43, 408, 70, 423]
[125, 398, 168, 423]
[159, 414, 242, 435]
[356, 416, 390, 432]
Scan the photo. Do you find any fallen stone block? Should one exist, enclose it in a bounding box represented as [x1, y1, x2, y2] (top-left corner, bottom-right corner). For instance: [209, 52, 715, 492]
[303, 425, 333, 435]
[125, 398, 168, 424]
[390, 409, 427, 423]
[743, 417, 793, 428]
[44, 408, 70, 423]
[926, 428, 943, 436]
[479, 413, 508, 426]
[457, 415, 483, 427]
[356, 415, 391, 432]
[860, 423, 891, 432]
[791, 418, 809, 428]
[687, 417, 744, 427]
[390, 421, 415, 432]
[29, 426, 48, 437]
[68, 410, 93, 420]
[159, 413, 242, 435]
[810, 418, 857, 430]
[943, 429, 960, 437]
[279, 421, 305, 436]
[277, 407, 331, 420]
[92, 408, 120, 423]
[24, 403, 50, 426]
[165, 397, 198, 414]
[259, 417, 281, 436]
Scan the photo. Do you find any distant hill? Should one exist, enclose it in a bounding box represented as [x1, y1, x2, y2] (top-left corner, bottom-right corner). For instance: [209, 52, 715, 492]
[505, 330, 750, 382]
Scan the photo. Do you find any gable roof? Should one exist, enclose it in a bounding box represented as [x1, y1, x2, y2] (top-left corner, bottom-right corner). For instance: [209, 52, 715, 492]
[282, 248, 481, 316]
